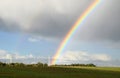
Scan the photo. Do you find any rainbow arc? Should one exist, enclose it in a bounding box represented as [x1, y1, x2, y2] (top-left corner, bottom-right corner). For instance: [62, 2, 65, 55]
[51, 0, 101, 65]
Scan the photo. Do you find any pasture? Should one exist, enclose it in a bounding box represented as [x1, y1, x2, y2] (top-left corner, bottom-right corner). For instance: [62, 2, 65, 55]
[0, 66, 120, 78]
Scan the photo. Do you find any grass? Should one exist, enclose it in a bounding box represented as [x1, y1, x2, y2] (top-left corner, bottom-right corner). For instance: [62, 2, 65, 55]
[0, 66, 120, 78]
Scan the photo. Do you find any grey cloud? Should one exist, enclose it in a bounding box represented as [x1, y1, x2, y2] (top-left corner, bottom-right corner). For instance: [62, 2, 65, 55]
[25, 0, 93, 39]
[0, 0, 92, 38]
[0, 18, 20, 32]
[0, 0, 120, 43]
[75, 0, 120, 42]
[29, 13, 75, 38]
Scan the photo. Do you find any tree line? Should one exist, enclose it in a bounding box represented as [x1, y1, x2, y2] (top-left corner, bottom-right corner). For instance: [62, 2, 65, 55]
[0, 62, 48, 67]
[0, 61, 96, 67]
[53, 63, 96, 67]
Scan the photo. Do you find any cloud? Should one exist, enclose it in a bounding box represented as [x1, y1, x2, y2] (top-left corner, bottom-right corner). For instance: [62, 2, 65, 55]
[0, 18, 20, 32]
[0, 50, 8, 56]
[28, 38, 39, 42]
[28, 36, 57, 43]
[0, 0, 120, 46]
[0, 50, 33, 59]
[75, 0, 120, 42]
[59, 51, 111, 62]
[0, 49, 120, 66]
[57, 51, 120, 66]
[0, 50, 48, 64]
[55, 51, 118, 66]
[0, 0, 92, 38]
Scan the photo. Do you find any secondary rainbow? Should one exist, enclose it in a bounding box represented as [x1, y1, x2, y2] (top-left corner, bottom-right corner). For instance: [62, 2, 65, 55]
[51, 0, 101, 65]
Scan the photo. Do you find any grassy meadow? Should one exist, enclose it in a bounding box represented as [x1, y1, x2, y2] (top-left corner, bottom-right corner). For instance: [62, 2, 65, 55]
[0, 66, 120, 78]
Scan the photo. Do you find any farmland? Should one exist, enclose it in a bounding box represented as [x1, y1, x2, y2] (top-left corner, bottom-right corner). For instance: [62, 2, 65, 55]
[0, 66, 120, 78]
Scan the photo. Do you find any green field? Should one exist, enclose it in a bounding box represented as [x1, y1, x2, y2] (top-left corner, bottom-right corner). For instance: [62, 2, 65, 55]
[0, 66, 120, 78]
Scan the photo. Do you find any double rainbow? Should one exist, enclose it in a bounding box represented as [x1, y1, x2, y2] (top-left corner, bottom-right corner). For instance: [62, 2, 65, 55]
[51, 0, 101, 65]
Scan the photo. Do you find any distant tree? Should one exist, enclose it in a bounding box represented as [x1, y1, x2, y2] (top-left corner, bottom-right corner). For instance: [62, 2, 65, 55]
[11, 63, 25, 67]
[44, 63, 48, 67]
[19, 63, 25, 67]
[37, 62, 43, 67]
[32, 64, 38, 67]
[2, 63, 6, 67]
[86, 63, 96, 67]
[9, 63, 15, 67]
[14, 63, 19, 67]
[0, 62, 3, 66]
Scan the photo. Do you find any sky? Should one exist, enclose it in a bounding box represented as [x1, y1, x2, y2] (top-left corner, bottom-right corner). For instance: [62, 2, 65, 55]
[0, 0, 120, 66]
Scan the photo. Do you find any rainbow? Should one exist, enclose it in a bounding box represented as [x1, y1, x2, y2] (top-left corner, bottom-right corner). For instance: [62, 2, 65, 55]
[51, 0, 101, 65]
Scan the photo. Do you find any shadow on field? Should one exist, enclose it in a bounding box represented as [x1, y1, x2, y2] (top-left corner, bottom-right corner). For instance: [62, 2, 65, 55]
[0, 67, 120, 78]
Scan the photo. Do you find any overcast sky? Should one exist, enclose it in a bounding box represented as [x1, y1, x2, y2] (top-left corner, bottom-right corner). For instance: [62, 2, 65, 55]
[0, 0, 120, 66]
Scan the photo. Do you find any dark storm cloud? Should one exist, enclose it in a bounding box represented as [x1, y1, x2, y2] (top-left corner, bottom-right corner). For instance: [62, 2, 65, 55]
[0, 0, 120, 42]
[75, 0, 120, 42]
[0, 18, 20, 32]
[29, 12, 75, 38]
[26, 0, 93, 39]
[0, 0, 92, 38]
